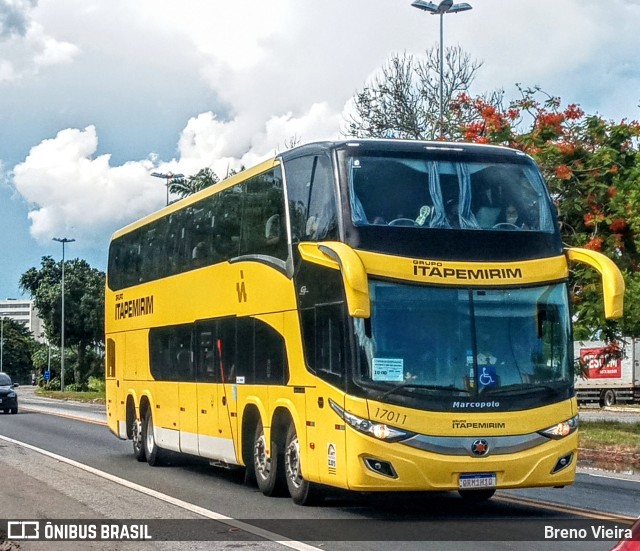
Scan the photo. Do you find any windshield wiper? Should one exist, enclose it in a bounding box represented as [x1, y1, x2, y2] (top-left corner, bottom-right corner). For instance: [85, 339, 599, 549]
[379, 383, 469, 400]
[481, 382, 566, 396]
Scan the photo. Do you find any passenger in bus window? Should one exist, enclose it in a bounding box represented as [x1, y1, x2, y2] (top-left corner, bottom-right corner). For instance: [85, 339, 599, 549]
[497, 204, 529, 230]
[191, 241, 209, 267]
[445, 200, 460, 229]
[265, 214, 281, 245]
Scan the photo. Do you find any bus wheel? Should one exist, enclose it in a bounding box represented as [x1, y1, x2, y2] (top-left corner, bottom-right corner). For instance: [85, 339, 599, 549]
[132, 417, 146, 462]
[600, 389, 616, 408]
[284, 423, 323, 506]
[142, 409, 165, 466]
[253, 419, 285, 496]
[458, 489, 495, 502]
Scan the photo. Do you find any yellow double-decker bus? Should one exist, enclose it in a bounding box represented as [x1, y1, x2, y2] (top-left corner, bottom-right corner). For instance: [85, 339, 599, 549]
[105, 139, 624, 505]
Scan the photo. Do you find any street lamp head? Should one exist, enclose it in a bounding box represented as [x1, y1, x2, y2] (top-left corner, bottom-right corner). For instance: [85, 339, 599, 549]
[151, 172, 185, 180]
[52, 237, 76, 244]
[411, 0, 471, 14]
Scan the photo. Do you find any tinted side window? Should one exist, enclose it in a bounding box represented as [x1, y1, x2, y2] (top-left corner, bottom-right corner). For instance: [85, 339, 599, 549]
[307, 156, 338, 241]
[196, 324, 218, 382]
[254, 320, 287, 384]
[284, 155, 338, 242]
[215, 186, 243, 260]
[106, 338, 116, 378]
[149, 325, 194, 382]
[234, 317, 288, 385]
[284, 156, 314, 242]
[301, 302, 346, 387]
[240, 168, 287, 260]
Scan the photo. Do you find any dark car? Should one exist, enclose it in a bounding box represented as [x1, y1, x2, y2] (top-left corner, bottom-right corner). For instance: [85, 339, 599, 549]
[0, 372, 19, 414]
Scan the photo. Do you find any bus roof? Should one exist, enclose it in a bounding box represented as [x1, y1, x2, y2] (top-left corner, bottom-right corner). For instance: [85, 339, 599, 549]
[279, 139, 531, 162]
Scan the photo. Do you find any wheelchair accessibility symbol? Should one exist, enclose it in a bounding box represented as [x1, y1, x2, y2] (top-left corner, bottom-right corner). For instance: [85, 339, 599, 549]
[479, 366, 497, 388]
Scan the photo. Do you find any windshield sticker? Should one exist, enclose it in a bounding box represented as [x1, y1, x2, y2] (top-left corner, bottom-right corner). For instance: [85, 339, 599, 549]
[372, 358, 404, 382]
[478, 366, 498, 388]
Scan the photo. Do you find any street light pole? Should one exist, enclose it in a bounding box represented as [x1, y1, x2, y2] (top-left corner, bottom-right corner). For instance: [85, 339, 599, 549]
[411, 0, 472, 136]
[53, 237, 75, 391]
[151, 172, 185, 206]
[0, 314, 6, 373]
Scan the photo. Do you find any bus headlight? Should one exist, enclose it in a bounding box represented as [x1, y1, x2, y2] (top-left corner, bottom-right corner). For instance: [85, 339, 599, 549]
[329, 399, 414, 442]
[538, 416, 579, 440]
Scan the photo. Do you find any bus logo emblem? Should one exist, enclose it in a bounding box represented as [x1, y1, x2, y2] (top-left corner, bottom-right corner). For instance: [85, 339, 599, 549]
[236, 271, 247, 303]
[471, 439, 489, 456]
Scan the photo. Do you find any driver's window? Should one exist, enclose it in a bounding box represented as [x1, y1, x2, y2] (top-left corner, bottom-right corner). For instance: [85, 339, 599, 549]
[284, 155, 338, 242]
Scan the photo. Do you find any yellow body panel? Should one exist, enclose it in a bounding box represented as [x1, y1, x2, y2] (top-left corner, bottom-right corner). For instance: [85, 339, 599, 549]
[104, 142, 627, 498]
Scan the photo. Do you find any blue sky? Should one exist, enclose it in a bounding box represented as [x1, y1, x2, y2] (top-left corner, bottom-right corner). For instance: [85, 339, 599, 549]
[2, 0, 640, 298]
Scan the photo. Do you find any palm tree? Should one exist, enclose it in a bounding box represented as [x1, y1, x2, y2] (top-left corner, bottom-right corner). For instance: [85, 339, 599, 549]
[168, 168, 220, 199]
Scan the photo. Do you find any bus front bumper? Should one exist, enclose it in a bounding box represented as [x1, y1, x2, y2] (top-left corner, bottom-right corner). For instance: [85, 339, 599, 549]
[345, 431, 578, 492]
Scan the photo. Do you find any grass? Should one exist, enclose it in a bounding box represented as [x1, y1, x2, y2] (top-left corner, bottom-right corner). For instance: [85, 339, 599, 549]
[35, 389, 106, 403]
[579, 420, 640, 452]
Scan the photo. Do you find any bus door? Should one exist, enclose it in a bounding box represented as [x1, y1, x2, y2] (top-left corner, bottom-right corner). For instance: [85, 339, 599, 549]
[175, 329, 198, 456]
[216, 318, 239, 463]
[301, 303, 349, 486]
[105, 334, 125, 438]
[195, 320, 237, 463]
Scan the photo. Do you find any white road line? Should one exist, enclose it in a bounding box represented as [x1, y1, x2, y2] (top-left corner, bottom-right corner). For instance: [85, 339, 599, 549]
[0, 434, 322, 551]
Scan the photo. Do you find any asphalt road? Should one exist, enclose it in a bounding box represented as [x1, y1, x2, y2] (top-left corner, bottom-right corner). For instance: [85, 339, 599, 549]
[0, 387, 638, 550]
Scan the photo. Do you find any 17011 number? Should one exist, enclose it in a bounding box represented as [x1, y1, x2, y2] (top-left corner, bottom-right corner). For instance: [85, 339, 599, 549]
[374, 408, 407, 425]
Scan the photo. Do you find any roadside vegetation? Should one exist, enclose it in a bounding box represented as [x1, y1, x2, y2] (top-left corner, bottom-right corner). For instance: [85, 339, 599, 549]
[580, 420, 640, 449]
[579, 420, 640, 466]
[35, 376, 105, 403]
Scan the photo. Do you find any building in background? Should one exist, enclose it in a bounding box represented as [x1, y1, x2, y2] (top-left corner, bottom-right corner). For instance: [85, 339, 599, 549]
[0, 298, 45, 342]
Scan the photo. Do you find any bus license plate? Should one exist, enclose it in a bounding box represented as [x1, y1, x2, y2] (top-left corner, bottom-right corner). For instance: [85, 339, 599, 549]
[459, 473, 496, 489]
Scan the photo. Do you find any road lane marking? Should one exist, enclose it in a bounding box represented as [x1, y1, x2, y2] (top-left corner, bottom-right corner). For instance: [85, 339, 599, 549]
[495, 494, 636, 522]
[20, 405, 107, 426]
[0, 434, 322, 551]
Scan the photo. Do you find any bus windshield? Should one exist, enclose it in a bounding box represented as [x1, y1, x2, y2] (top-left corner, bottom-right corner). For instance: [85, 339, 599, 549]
[347, 151, 555, 232]
[354, 282, 573, 410]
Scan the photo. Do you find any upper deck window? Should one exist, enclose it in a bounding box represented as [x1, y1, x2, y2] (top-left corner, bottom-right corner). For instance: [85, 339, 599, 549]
[348, 152, 555, 233]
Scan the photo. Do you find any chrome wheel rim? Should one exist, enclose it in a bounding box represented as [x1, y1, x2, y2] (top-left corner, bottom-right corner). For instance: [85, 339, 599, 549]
[254, 431, 270, 479]
[285, 435, 302, 489]
[132, 419, 143, 450]
[145, 415, 155, 453]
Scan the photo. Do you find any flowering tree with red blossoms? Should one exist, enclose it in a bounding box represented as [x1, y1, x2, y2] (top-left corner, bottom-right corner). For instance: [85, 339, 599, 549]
[451, 85, 640, 339]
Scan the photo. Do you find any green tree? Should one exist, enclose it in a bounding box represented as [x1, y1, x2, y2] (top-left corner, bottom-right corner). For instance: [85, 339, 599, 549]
[169, 168, 220, 199]
[19, 257, 106, 384]
[345, 47, 496, 139]
[452, 86, 640, 339]
[0, 317, 35, 384]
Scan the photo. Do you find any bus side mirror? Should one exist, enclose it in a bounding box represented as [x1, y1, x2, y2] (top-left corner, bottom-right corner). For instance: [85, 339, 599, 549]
[298, 241, 371, 318]
[566, 247, 625, 319]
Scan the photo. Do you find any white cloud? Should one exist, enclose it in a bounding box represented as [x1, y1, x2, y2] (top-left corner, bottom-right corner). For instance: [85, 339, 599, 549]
[12, 126, 163, 246]
[174, 102, 342, 177]
[11, 100, 342, 246]
[0, 2, 79, 82]
[6, 0, 640, 257]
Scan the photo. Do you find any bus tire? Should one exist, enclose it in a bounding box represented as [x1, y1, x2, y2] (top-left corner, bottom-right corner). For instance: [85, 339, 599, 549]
[458, 489, 495, 502]
[132, 417, 146, 462]
[142, 409, 165, 466]
[253, 419, 286, 496]
[284, 423, 323, 506]
[600, 389, 616, 408]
